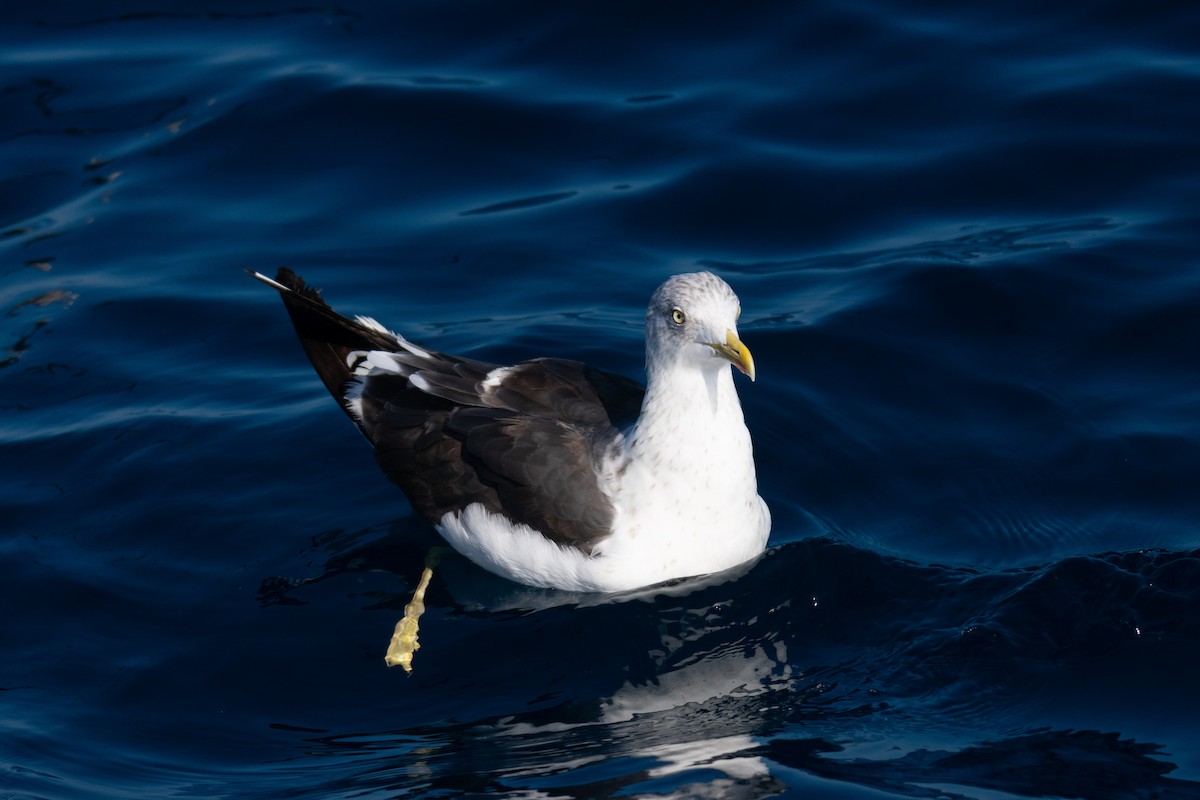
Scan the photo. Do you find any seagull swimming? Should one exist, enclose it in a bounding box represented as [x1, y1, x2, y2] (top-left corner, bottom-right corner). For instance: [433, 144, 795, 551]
[253, 268, 770, 593]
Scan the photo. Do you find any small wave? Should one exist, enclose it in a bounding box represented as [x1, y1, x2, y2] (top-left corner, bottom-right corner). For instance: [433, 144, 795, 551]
[460, 190, 579, 216]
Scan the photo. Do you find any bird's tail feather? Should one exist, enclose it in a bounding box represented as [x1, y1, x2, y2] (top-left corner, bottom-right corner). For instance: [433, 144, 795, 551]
[250, 267, 397, 421]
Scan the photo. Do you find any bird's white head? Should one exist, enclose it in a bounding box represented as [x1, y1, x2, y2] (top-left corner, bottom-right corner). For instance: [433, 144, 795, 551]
[645, 271, 755, 383]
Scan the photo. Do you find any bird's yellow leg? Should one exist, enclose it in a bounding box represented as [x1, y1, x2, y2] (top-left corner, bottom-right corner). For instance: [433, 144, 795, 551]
[384, 548, 445, 673]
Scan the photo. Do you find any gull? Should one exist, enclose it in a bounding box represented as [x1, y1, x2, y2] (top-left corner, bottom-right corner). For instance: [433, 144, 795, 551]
[253, 268, 771, 595]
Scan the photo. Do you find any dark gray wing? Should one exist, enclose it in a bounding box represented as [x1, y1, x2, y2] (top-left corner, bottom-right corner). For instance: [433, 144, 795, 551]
[257, 268, 645, 553]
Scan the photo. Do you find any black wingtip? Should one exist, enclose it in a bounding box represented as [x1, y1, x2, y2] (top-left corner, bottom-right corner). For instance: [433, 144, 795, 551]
[248, 267, 325, 303]
[254, 267, 399, 425]
[272, 266, 306, 293]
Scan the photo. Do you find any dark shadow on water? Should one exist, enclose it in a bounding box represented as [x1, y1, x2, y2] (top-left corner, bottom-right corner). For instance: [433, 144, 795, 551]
[766, 729, 1200, 800]
[256, 516, 442, 608]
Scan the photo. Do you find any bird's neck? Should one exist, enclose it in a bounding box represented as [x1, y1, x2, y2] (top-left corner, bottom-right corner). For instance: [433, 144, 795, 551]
[627, 363, 749, 462]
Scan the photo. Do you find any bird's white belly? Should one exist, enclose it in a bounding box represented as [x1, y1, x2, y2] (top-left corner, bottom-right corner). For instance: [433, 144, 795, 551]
[595, 460, 770, 588]
[436, 487, 769, 594]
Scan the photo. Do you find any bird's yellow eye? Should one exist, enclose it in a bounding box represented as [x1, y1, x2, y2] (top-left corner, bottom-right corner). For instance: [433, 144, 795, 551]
[671, 308, 686, 325]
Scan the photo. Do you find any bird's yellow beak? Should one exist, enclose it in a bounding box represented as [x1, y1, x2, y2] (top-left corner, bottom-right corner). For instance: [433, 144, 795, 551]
[707, 329, 756, 382]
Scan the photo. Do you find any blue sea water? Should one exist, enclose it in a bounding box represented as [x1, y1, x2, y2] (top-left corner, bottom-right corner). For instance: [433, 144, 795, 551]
[3, 2, 1200, 798]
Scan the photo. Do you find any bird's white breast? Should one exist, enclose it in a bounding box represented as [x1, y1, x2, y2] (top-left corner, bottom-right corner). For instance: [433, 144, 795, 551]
[593, 366, 770, 588]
